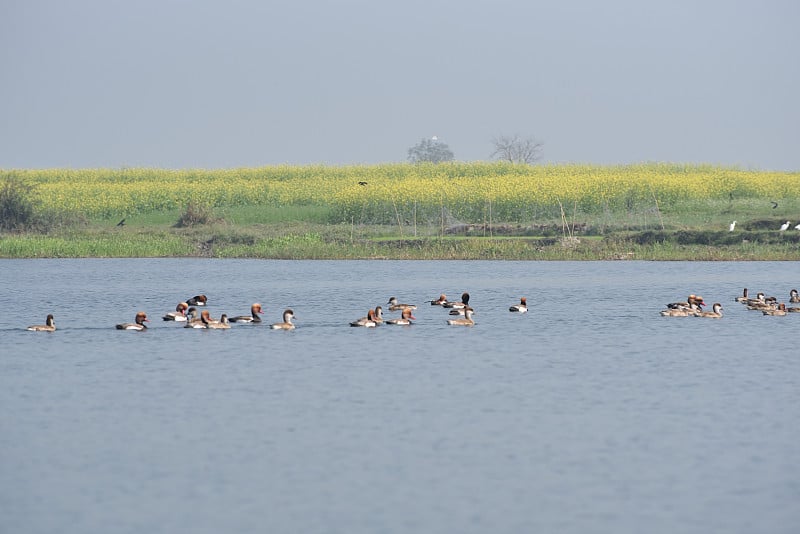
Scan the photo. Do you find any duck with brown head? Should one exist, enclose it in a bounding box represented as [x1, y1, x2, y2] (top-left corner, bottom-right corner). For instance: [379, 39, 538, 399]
[229, 303, 263, 323]
[116, 312, 149, 330]
[386, 308, 416, 325]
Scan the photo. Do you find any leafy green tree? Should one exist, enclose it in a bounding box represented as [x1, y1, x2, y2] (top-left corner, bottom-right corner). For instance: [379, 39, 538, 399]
[407, 137, 454, 163]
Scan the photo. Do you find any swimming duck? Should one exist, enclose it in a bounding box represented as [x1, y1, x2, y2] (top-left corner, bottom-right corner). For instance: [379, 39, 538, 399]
[205, 313, 231, 329]
[185, 309, 211, 328]
[789, 289, 799, 303]
[734, 288, 749, 303]
[430, 294, 448, 306]
[116, 312, 148, 330]
[447, 307, 475, 326]
[666, 295, 705, 310]
[229, 303, 263, 323]
[372, 306, 384, 324]
[509, 297, 528, 313]
[443, 292, 470, 309]
[387, 297, 417, 311]
[762, 303, 787, 316]
[386, 308, 416, 325]
[27, 314, 56, 332]
[271, 309, 296, 330]
[163, 302, 189, 321]
[186, 294, 208, 306]
[660, 307, 690, 317]
[698, 303, 724, 318]
[350, 309, 377, 327]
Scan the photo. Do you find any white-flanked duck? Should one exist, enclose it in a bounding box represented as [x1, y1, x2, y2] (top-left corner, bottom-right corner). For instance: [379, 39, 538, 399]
[27, 314, 56, 332]
[229, 303, 263, 323]
[447, 307, 475, 326]
[698, 303, 724, 318]
[386, 308, 416, 325]
[350, 309, 377, 327]
[734, 288, 749, 303]
[116, 312, 149, 330]
[430, 294, 448, 306]
[271, 309, 296, 330]
[443, 292, 470, 309]
[666, 295, 705, 311]
[186, 294, 208, 306]
[387, 297, 417, 312]
[763, 303, 787, 316]
[789, 289, 800, 303]
[185, 309, 212, 328]
[509, 297, 528, 313]
[163, 302, 189, 321]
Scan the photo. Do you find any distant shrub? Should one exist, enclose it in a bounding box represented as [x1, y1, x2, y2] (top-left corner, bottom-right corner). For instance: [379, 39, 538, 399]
[175, 200, 215, 227]
[0, 174, 39, 231]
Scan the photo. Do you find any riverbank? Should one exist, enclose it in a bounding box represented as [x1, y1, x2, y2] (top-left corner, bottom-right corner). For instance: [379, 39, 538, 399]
[2, 221, 799, 260]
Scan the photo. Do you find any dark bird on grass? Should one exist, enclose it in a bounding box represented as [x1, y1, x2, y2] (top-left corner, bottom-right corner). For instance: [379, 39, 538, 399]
[771, 201, 778, 209]
[358, 181, 368, 186]
[116, 218, 126, 227]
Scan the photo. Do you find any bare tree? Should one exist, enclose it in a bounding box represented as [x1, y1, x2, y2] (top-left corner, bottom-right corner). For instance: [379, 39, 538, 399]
[490, 134, 544, 164]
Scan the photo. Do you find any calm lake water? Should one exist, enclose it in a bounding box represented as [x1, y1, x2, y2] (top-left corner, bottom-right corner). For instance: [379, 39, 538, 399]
[1, 259, 798, 534]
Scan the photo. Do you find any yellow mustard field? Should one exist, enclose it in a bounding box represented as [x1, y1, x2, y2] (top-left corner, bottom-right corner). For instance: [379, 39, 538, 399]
[4, 163, 798, 223]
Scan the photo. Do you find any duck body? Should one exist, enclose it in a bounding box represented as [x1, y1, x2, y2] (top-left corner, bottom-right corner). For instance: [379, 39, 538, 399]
[386, 308, 416, 325]
[271, 309, 296, 330]
[350, 309, 377, 327]
[447, 308, 475, 326]
[229, 303, 263, 323]
[698, 303, 724, 318]
[666, 295, 705, 310]
[763, 303, 787, 316]
[186, 294, 208, 306]
[430, 294, 448, 306]
[163, 302, 189, 321]
[442, 292, 470, 309]
[27, 314, 56, 332]
[205, 314, 231, 329]
[509, 297, 528, 313]
[116, 312, 149, 330]
[387, 297, 417, 312]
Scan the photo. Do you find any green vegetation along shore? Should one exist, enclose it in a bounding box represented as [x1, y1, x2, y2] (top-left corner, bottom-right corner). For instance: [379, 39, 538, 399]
[1, 163, 799, 260]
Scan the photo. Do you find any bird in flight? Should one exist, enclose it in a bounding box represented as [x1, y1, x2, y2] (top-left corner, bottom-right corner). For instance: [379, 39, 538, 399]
[771, 201, 778, 209]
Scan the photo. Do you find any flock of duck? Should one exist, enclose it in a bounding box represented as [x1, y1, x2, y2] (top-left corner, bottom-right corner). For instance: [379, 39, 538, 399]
[24, 292, 530, 332]
[25, 287, 798, 331]
[660, 288, 800, 318]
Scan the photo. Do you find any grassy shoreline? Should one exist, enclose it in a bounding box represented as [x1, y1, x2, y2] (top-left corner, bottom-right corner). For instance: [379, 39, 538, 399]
[2, 222, 799, 260]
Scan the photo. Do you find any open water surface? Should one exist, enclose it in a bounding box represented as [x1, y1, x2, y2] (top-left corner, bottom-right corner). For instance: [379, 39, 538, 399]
[1, 259, 798, 534]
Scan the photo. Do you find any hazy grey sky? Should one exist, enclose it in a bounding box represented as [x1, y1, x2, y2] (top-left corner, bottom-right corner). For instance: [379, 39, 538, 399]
[2, 0, 798, 170]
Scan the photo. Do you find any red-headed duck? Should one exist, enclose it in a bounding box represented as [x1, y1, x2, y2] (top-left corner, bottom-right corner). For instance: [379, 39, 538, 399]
[509, 297, 528, 313]
[271, 309, 296, 330]
[386, 308, 416, 325]
[350, 309, 377, 327]
[186, 294, 208, 306]
[430, 294, 448, 306]
[447, 307, 475, 326]
[27, 314, 56, 332]
[185, 309, 212, 328]
[666, 295, 705, 310]
[229, 303, 263, 323]
[116, 312, 148, 330]
[163, 302, 189, 321]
